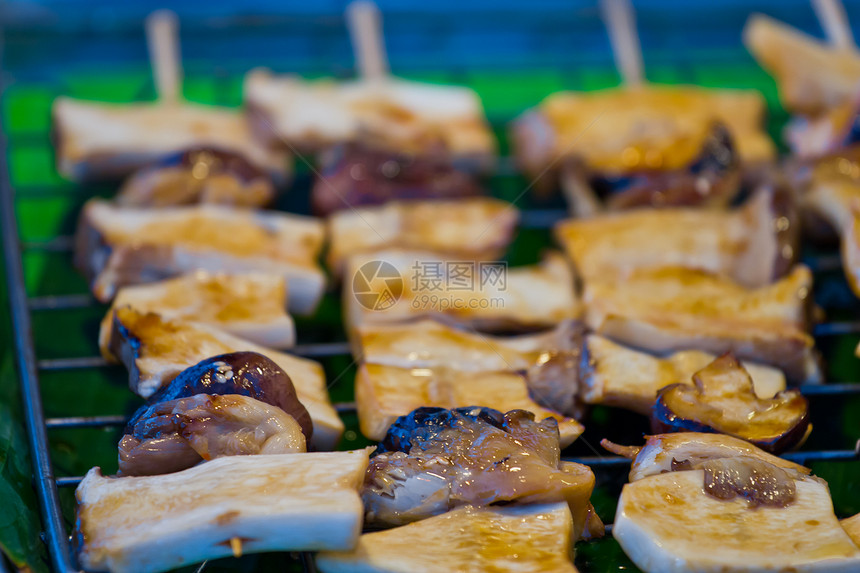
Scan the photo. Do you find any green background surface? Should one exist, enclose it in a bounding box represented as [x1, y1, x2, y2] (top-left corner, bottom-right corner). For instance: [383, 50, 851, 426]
[2, 52, 860, 573]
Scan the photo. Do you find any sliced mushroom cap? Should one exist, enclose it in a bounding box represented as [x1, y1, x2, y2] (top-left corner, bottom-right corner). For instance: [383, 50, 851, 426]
[131, 351, 313, 443]
[311, 142, 483, 216]
[601, 432, 811, 483]
[603, 123, 741, 211]
[116, 146, 275, 208]
[651, 354, 810, 453]
[119, 393, 307, 476]
[702, 455, 798, 508]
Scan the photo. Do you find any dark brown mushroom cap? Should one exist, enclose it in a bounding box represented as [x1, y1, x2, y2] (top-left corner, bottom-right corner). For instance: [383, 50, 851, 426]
[650, 353, 810, 454]
[127, 351, 313, 443]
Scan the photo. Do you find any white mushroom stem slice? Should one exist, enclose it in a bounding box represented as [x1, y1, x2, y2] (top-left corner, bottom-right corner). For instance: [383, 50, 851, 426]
[326, 198, 519, 278]
[356, 318, 579, 372]
[316, 502, 578, 573]
[842, 512, 860, 546]
[581, 334, 786, 414]
[510, 85, 773, 179]
[104, 307, 343, 450]
[554, 187, 789, 288]
[614, 469, 860, 573]
[99, 272, 295, 351]
[75, 200, 325, 314]
[583, 265, 819, 383]
[744, 13, 860, 116]
[842, 204, 860, 301]
[344, 249, 580, 337]
[77, 450, 370, 573]
[801, 154, 860, 235]
[356, 363, 584, 446]
[53, 98, 289, 181]
[243, 69, 496, 162]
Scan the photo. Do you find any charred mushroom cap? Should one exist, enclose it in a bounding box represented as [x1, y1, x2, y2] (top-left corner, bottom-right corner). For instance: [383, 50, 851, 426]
[376, 406, 506, 455]
[311, 142, 483, 216]
[702, 455, 798, 508]
[650, 353, 810, 454]
[116, 146, 274, 208]
[153, 146, 267, 183]
[128, 351, 313, 443]
[598, 123, 741, 210]
[766, 177, 801, 281]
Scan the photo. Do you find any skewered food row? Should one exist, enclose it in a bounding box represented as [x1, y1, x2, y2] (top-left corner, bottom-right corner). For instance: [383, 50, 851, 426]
[52, 2, 860, 572]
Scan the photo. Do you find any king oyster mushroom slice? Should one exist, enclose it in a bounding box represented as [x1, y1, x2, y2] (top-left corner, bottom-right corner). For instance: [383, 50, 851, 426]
[842, 204, 860, 301]
[555, 182, 795, 288]
[355, 364, 584, 446]
[76, 451, 369, 573]
[843, 513, 860, 547]
[510, 85, 773, 186]
[52, 97, 290, 182]
[326, 197, 518, 278]
[560, 123, 742, 217]
[744, 13, 860, 117]
[317, 503, 578, 573]
[582, 264, 820, 384]
[651, 353, 810, 453]
[580, 334, 786, 415]
[606, 433, 860, 572]
[74, 199, 325, 314]
[103, 308, 342, 449]
[243, 69, 496, 163]
[356, 318, 583, 417]
[99, 272, 295, 350]
[344, 249, 580, 338]
[613, 468, 860, 573]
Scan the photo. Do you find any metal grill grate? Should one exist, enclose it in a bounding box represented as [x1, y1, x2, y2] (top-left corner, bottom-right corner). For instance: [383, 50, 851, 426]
[3, 7, 860, 573]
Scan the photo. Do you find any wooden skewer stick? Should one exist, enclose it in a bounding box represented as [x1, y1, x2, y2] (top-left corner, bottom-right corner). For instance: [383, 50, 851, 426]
[146, 10, 184, 103]
[813, 0, 855, 50]
[346, 1, 389, 82]
[229, 537, 243, 558]
[600, 0, 645, 87]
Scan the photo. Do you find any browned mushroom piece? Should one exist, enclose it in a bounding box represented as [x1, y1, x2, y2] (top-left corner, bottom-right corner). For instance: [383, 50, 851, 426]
[650, 353, 810, 453]
[116, 146, 276, 208]
[310, 142, 484, 216]
[117, 351, 314, 476]
[603, 123, 741, 210]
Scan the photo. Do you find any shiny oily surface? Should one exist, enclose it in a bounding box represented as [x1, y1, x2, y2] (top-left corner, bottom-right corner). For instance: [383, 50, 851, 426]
[317, 503, 577, 573]
[702, 456, 798, 507]
[118, 393, 307, 476]
[363, 408, 593, 531]
[614, 470, 860, 573]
